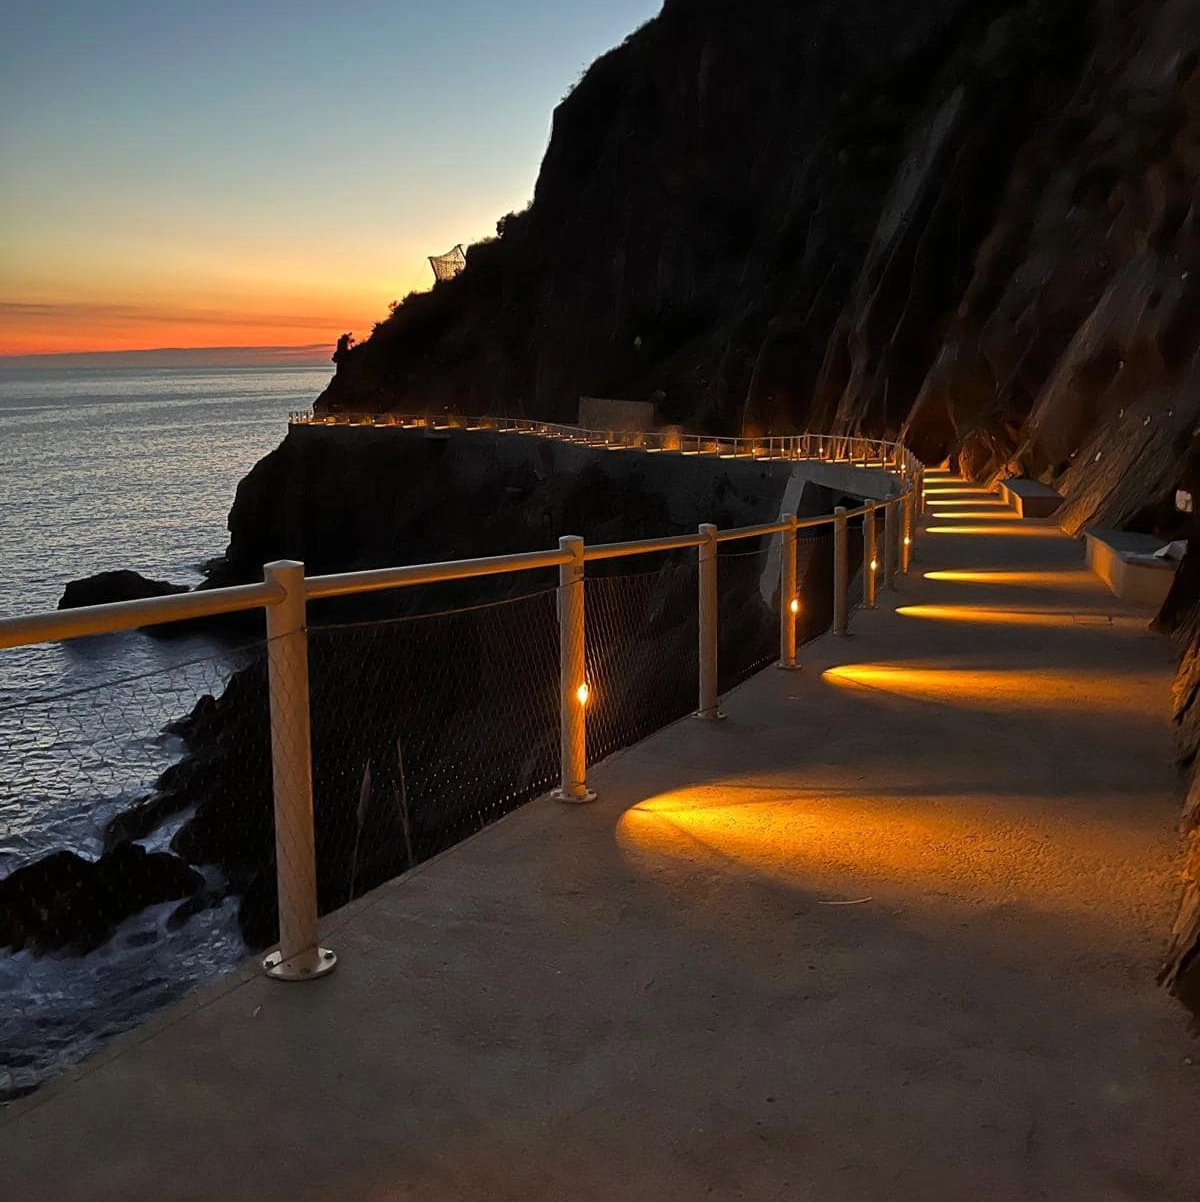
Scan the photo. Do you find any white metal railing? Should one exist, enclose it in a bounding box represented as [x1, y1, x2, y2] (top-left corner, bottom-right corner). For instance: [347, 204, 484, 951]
[1, 427, 923, 983]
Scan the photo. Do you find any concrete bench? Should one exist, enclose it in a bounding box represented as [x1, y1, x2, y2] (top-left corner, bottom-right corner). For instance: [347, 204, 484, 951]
[1084, 529, 1179, 606]
[998, 477, 1061, 518]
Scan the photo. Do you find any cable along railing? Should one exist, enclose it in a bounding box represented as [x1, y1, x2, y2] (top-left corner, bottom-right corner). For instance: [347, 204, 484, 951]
[0, 433, 922, 984]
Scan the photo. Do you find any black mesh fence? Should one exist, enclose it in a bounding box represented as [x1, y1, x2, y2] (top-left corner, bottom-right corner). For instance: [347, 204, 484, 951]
[585, 560, 699, 763]
[300, 590, 560, 943]
[715, 544, 779, 691]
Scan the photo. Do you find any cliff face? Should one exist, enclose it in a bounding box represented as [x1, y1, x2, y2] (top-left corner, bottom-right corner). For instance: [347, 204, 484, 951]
[319, 0, 1200, 534]
[1152, 556, 1200, 1010]
[320, 0, 1073, 427]
[220, 425, 842, 585]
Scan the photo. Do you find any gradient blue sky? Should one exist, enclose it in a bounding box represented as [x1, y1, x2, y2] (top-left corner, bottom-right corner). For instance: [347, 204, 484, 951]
[0, 0, 661, 354]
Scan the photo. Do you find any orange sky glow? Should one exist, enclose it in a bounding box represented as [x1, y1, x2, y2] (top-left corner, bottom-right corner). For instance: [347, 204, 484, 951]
[0, 4, 663, 361]
[0, 301, 385, 357]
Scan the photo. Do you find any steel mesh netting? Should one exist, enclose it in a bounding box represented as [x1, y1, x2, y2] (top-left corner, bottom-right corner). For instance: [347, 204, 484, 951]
[428, 244, 467, 281]
[846, 516, 867, 619]
[584, 559, 700, 764]
[300, 589, 559, 941]
[795, 530, 834, 643]
[715, 543, 782, 691]
[0, 641, 262, 1100]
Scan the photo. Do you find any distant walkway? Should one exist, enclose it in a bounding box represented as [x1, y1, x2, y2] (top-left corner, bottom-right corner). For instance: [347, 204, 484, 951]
[2, 472, 1197, 1201]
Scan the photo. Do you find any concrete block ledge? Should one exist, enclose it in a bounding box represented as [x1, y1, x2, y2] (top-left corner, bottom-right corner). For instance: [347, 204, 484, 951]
[1085, 528, 1177, 607]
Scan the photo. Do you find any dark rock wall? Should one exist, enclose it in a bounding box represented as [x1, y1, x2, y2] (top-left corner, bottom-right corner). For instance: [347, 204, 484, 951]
[219, 425, 821, 589]
[318, 1, 1200, 538]
[1154, 554, 1200, 1011]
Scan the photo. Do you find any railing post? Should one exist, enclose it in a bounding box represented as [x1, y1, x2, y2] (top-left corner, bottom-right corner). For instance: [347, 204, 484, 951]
[883, 499, 898, 591]
[261, 560, 336, 982]
[902, 490, 915, 574]
[834, 505, 849, 635]
[696, 523, 724, 717]
[552, 536, 595, 803]
[864, 506, 878, 609]
[777, 514, 799, 669]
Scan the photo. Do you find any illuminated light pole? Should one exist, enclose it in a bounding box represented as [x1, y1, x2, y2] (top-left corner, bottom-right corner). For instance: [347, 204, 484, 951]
[696, 523, 725, 716]
[834, 506, 849, 635]
[864, 507, 878, 610]
[777, 514, 800, 669]
[552, 535, 596, 803]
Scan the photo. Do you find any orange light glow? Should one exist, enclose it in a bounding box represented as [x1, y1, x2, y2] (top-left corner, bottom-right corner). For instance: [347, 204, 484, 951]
[923, 498, 1009, 508]
[923, 492, 993, 500]
[895, 605, 1137, 630]
[615, 782, 1152, 923]
[925, 524, 1062, 537]
[930, 510, 1018, 521]
[789, 598, 800, 615]
[821, 663, 1156, 714]
[923, 569, 1093, 588]
[577, 682, 590, 706]
[869, 559, 878, 572]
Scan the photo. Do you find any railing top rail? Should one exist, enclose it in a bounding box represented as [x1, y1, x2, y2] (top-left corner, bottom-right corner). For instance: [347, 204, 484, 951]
[305, 547, 573, 600]
[585, 532, 706, 562]
[714, 519, 792, 544]
[0, 580, 284, 651]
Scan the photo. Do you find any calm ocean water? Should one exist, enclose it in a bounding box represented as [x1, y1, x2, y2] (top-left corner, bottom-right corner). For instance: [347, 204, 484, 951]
[0, 363, 332, 1099]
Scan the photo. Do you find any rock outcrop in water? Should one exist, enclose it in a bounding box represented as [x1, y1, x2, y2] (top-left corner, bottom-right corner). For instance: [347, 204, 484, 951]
[58, 570, 188, 610]
[0, 843, 202, 955]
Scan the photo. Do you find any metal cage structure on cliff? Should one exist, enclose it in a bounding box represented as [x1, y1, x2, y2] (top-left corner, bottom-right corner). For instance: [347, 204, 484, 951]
[428, 244, 466, 282]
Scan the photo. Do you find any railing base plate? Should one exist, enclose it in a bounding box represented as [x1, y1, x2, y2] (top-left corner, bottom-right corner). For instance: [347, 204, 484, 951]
[693, 709, 727, 721]
[262, 948, 338, 982]
[551, 788, 597, 805]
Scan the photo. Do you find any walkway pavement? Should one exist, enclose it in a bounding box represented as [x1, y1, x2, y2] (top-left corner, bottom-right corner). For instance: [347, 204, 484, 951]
[3, 472, 1198, 1201]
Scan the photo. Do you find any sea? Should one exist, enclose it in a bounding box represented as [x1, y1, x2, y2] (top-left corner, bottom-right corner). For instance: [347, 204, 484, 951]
[0, 363, 333, 1099]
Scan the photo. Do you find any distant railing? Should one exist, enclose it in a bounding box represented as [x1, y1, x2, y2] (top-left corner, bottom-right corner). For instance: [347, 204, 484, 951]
[0, 424, 923, 984]
[286, 410, 915, 469]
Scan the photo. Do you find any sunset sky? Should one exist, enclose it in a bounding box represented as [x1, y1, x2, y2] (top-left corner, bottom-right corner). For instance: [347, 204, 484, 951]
[0, 1, 661, 357]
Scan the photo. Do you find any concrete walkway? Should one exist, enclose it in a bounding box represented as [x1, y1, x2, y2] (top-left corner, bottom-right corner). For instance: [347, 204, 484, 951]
[2, 472, 1198, 1201]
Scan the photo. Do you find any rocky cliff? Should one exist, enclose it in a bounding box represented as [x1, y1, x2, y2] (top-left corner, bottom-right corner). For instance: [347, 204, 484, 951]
[319, 0, 1198, 531]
